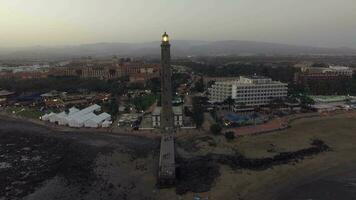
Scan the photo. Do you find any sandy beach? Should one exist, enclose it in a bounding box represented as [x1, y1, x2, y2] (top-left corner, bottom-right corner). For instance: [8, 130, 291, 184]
[165, 112, 356, 200]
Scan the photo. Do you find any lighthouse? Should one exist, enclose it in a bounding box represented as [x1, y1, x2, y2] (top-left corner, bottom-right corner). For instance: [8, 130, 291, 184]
[160, 32, 174, 132]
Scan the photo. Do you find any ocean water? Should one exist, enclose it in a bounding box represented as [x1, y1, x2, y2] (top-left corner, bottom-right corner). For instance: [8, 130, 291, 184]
[277, 171, 356, 200]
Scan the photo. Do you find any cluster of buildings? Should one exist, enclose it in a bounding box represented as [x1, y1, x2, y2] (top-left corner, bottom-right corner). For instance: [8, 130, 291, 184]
[1, 58, 160, 84]
[50, 62, 160, 83]
[295, 65, 353, 80]
[0, 89, 114, 129]
[207, 65, 354, 110]
[41, 90, 111, 109]
[294, 65, 354, 94]
[0, 88, 110, 109]
[0, 89, 16, 106]
[208, 76, 288, 107]
[41, 104, 112, 128]
[0, 65, 50, 79]
[310, 95, 356, 113]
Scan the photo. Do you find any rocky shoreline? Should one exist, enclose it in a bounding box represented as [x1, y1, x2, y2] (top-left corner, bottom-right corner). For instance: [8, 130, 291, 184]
[0, 118, 159, 200]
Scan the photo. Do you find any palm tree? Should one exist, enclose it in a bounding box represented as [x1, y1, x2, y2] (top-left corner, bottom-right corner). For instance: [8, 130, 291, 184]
[252, 106, 260, 126]
[224, 96, 235, 111]
[269, 97, 284, 110]
[236, 102, 246, 108]
[300, 96, 315, 108]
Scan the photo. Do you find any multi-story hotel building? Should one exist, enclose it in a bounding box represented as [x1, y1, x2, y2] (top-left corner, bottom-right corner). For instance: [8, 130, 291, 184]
[50, 62, 160, 82]
[208, 76, 288, 107]
[294, 66, 353, 95]
[295, 65, 353, 82]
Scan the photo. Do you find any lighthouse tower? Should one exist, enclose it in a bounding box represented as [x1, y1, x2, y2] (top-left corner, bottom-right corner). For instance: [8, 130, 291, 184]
[158, 32, 176, 187]
[160, 32, 174, 132]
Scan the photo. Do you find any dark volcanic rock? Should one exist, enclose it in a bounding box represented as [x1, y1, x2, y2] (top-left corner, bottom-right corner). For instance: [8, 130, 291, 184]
[175, 139, 330, 195]
[0, 118, 159, 200]
[215, 139, 331, 170]
[175, 156, 220, 195]
[0, 129, 99, 199]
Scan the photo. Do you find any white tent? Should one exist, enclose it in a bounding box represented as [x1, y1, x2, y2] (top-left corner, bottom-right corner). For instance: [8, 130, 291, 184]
[46, 112, 56, 122]
[49, 112, 66, 123]
[57, 113, 69, 125]
[41, 112, 55, 121]
[102, 120, 112, 128]
[84, 112, 111, 128]
[68, 107, 80, 115]
[67, 104, 100, 120]
[41, 113, 49, 121]
[58, 107, 80, 125]
[68, 112, 97, 128]
[45, 104, 104, 128]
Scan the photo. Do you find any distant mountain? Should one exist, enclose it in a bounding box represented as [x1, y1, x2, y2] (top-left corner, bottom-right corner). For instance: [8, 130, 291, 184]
[186, 41, 356, 56]
[1, 40, 356, 60]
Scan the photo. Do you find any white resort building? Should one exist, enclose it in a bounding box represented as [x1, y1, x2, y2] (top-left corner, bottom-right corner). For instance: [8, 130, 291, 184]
[208, 76, 288, 107]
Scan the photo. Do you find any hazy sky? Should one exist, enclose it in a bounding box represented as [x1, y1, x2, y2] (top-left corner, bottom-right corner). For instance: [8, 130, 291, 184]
[1, 0, 356, 48]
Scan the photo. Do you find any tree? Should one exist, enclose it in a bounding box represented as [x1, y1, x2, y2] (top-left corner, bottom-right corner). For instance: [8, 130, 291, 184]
[192, 96, 204, 128]
[235, 102, 246, 108]
[210, 124, 222, 135]
[224, 96, 235, 111]
[192, 78, 204, 93]
[288, 83, 306, 97]
[108, 97, 119, 117]
[300, 96, 315, 108]
[269, 98, 284, 110]
[182, 61, 297, 83]
[132, 94, 157, 112]
[0, 77, 125, 94]
[225, 131, 235, 140]
[109, 80, 127, 96]
[252, 106, 260, 125]
[311, 63, 327, 68]
[146, 77, 161, 94]
[207, 80, 216, 88]
[172, 73, 190, 94]
[348, 74, 356, 96]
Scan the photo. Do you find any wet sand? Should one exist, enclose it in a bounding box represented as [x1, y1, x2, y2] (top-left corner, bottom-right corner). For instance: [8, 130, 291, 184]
[239, 113, 356, 200]
[276, 163, 356, 200]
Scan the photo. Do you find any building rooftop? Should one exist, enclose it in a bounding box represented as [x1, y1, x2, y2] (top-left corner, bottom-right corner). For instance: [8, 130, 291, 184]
[311, 95, 355, 103]
[303, 65, 353, 74]
[0, 90, 15, 97]
[245, 75, 269, 80]
[89, 112, 111, 123]
[329, 65, 351, 70]
[67, 104, 101, 120]
[152, 107, 162, 116]
[153, 106, 183, 116]
[172, 106, 183, 115]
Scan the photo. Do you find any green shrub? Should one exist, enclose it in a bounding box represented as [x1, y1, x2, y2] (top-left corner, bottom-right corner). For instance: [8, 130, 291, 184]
[225, 131, 235, 140]
[210, 124, 222, 135]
